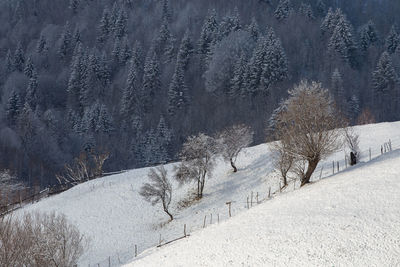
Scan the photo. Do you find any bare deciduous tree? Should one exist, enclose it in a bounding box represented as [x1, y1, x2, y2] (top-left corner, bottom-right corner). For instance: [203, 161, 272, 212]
[344, 126, 360, 165]
[271, 142, 295, 188]
[140, 165, 173, 221]
[272, 80, 345, 186]
[218, 124, 253, 172]
[0, 212, 88, 267]
[175, 133, 217, 199]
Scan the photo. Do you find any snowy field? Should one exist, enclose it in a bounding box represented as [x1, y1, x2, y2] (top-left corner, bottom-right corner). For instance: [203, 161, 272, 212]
[19, 121, 400, 266]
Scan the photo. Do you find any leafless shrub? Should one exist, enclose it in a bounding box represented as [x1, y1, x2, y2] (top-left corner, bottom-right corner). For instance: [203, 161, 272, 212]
[140, 165, 173, 221]
[0, 212, 88, 267]
[271, 80, 345, 186]
[175, 133, 217, 199]
[344, 126, 361, 165]
[357, 108, 376, 125]
[271, 142, 295, 188]
[217, 124, 253, 172]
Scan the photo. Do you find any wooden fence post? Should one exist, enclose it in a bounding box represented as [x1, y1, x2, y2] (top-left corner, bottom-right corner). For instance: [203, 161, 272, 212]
[108, 256, 110, 267]
[226, 202, 232, 217]
[337, 161, 339, 172]
[246, 196, 249, 209]
[345, 156, 348, 168]
[210, 214, 212, 224]
[369, 148, 371, 161]
[319, 167, 323, 180]
[217, 213, 220, 224]
[251, 192, 253, 207]
[332, 161, 335, 174]
[268, 187, 271, 198]
[184, 224, 186, 237]
[256, 192, 259, 204]
[203, 215, 207, 228]
[135, 245, 137, 257]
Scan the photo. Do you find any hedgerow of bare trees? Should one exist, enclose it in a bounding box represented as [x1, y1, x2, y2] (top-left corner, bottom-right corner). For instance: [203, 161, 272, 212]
[175, 133, 217, 199]
[0, 212, 88, 266]
[271, 80, 345, 186]
[140, 165, 173, 221]
[0, 170, 24, 206]
[218, 124, 253, 172]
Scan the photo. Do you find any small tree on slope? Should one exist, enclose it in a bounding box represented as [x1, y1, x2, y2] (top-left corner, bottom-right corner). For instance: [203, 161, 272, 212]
[140, 165, 173, 221]
[272, 80, 344, 186]
[218, 124, 253, 172]
[175, 133, 217, 199]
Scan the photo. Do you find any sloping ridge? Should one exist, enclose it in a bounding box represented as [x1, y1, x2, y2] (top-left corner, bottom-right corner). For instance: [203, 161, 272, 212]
[128, 150, 400, 267]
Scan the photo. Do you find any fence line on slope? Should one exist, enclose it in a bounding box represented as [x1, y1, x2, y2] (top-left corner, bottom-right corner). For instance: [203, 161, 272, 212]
[90, 138, 400, 267]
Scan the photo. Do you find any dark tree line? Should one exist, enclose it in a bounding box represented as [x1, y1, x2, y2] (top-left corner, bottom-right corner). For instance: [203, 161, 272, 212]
[1, 0, 400, 187]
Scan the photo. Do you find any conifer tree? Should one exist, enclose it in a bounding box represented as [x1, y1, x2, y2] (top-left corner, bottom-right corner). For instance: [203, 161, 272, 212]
[247, 17, 260, 41]
[198, 9, 219, 57]
[120, 58, 140, 121]
[359, 20, 378, 52]
[168, 63, 189, 115]
[176, 29, 194, 71]
[218, 9, 241, 41]
[230, 51, 247, 98]
[328, 14, 357, 65]
[5, 49, 14, 74]
[274, 0, 291, 22]
[58, 22, 73, 60]
[26, 69, 39, 109]
[299, 3, 314, 21]
[69, 0, 80, 14]
[24, 56, 35, 78]
[316, 0, 326, 17]
[161, 0, 172, 23]
[97, 8, 111, 44]
[331, 68, 344, 108]
[142, 51, 161, 113]
[36, 34, 48, 54]
[6, 90, 22, 126]
[321, 8, 343, 35]
[13, 42, 25, 72]
[372, 51, 397, 97]
[114, 10, 128, 39]
[385, 25, 400, 54]
[155, 16, 175, 61]
[347, 94, 360, 120]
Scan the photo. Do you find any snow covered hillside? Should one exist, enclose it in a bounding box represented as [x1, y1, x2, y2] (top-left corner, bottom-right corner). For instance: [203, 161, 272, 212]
[19, 122, 400, 266]
[128, 148, 400, 267]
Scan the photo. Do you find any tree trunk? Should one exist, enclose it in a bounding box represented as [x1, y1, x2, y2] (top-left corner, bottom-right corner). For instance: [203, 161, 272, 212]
[301, 158, 319, 186]
[165, 208, 173, 221]
[230, 159, 237, 173]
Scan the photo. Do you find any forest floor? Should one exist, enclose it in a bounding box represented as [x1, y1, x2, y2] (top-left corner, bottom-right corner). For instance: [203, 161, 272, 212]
[19, 121, 400, 266]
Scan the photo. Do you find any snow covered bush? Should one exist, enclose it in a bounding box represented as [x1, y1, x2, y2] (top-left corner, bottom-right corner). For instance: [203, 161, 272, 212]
[0, 212, 88, 266]
[140, 165, 173, 221]
[271, 80, 345, 186]
[175, 133, 217, 199]
[217, 124, 253, 172]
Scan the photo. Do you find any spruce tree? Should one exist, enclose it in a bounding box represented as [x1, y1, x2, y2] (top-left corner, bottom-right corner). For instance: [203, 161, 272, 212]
[299, 3, 314, 21]
[26, 69, 39, 109]
[36, 34, 48, 54]
[24, 56, 35, 78]
[168, 63, 189, 115]
[230, 51, 247, 98]
[218, 9, 241, 41]
[142, 52, 161, 113]
[316, 0, 326, 17]
[347, 94, 360, 120]
[69, 0, 80, 14]
[5, 49, 14, 74]
[155, 116, 172, 162]
[372, 51, 397, 97]
[97, 8, 111, 44]
[274, 0, 291, 22]
[58, 22, 73, 60]
[198, 9, 219, 57]
[13, 42, 25, 72]
[385, 25, 400, 54]
[331, 68, 344, 107]
[176, 29, 194, 71]
[114, 10, 128, 39]
[328, 14, 357, 65]
[247, 17, 260, 41]
[120, 58, 140, 121]
[155, 16, 175, 61]
[359, 20, 378, 52]
[6, 90, 22, 126]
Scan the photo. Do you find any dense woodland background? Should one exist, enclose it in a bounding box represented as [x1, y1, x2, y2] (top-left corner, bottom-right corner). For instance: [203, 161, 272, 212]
[1, 0, 400, 187]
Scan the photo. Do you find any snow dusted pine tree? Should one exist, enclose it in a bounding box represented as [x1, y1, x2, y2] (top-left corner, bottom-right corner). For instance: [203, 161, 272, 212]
[168, 64, 189, 115]
[97, 8, 111, 44]
[198, 9, 219, 64]
[5, 49, 14, 74]
[6, 90, 22, 126]
[299, 3, 314, 21]
[359, 20, 378, 53]
[274, 0, 291, 22]
[316, 0, 326, 17]
[247, 17, 260, 41]
[328, 13, 357, 66]
[230, 51, 247, 99]
[26, 69, 39, 109]
[385, 25, 400, 54]
[321, 8, 342, 35]
[24, 56, 35, 78]
[372, 51, 398, 118]
[36, 34, 48, 54]
[176, 29, 193, 71]
[142, 51, 161, 113]
[58, 22, 73, 60]
[13, 42, 25, 72]
[347, 94, 360, 121]
[218, 8, 241, 41]
[120, 58, 140, 123]
[155, 16, 175, 61]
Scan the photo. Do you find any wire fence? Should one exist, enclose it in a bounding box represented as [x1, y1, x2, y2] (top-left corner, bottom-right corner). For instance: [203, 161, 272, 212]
[90, 137, 400, 267]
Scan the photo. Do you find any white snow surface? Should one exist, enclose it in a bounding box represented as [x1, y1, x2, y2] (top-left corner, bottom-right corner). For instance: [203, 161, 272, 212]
[18, 121, 400, 266]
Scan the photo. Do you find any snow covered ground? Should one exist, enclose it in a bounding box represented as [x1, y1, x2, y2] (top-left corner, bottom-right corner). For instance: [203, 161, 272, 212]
[18, 121, 400, 266]
[128, 148, 400, 267]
